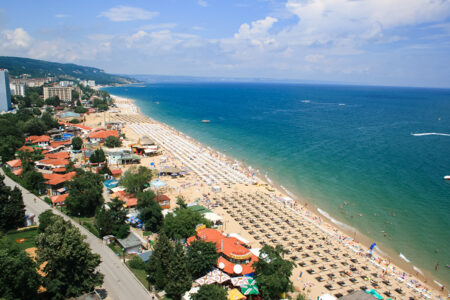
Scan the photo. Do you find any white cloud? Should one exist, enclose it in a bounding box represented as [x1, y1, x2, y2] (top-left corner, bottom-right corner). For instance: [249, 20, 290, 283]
[55, 14, 69, 18]
[2, 28, 32, 48]
[99, 6, 158, 22]
[198, 0, 208, 7]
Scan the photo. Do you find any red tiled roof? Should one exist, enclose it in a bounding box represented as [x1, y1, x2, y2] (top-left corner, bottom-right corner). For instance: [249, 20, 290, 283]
[115, 190, 137, 207]
[26, 135, 50, 144]
[45, 152, 70, 159]
[51, 194, 68, 204]
[126, 198, 138, 207]
[38, 158, 69, 167]
[45, 171, 76, 186]
[187, 228, 258, 275]
[17, 146, 34, 152]
[88, 128, 119, 140]
[155, 195, 170, 202]
[6, 159, 22, 168]
[50, 140, 72, 148]
[12, 169, 23, 176]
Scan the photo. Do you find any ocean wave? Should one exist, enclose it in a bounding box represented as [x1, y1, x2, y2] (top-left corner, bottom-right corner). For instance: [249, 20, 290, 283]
[317, 208, 356, 232]
[265, 174, 273, 185]
[411, 132, 450, 137]
[413, 266, 424, 275]
[399, 253, 410, 263]
[300, 100, 311, 103]
[374, 247, 387, 257]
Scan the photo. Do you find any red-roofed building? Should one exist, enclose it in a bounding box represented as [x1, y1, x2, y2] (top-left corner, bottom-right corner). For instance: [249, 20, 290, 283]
[155, 194, 171, 209]
[115, 190, 138, 208]
[17, 146, 34, 153]
[51, 194, 68, 206]
[187, 228, 258, 276]
[44, 152, 70, 160]
[43, 171, 76, 195]
[50, 140, 72, 149]
[26, 135, 50, 147]
[36, 158, 69, 171]
[88, 128, 119, 143]
[6, 159, 23, 176]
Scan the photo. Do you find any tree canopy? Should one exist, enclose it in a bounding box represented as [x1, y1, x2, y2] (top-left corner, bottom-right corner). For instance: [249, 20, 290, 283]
[137, 190, 163, 232]
[65, 171, 104, 217]
[252, 244, 296, 300]
[0, 235, 41, 300]
[95, 197, 129, 238]
[36, 215, 104, 299]
[89, 148, 106, 164]
[165, 242, 192, 300]
[0, 175, 25, 232]
[187, 240, 219, 279]
[119, 166, 152, 194]
[146, 232, 173, 290]
[162, 208, 210, 240]
[71, 136, 83, 150]
[191, 284, 227, 300]
[104, 136, 122, 148]
[38, 209, 55, 233]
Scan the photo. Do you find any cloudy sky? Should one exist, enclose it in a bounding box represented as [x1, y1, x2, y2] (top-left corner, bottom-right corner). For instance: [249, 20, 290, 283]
[1, 0, 450, 87]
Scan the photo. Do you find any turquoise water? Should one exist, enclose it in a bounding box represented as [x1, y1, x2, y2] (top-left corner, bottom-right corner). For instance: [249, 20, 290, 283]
[104, 83, 450, 285]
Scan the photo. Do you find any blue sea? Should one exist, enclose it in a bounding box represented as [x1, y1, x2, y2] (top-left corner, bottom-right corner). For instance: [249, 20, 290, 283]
[104, 83, 450, 285]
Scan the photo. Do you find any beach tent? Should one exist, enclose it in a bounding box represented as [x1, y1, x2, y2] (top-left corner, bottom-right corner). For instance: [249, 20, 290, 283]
[228, 288, 246, 300]
[182, 286, 200, 300]
[240, 278, 259, 296]
[318, 295, 337, 300]
[231, 276, 250, 287]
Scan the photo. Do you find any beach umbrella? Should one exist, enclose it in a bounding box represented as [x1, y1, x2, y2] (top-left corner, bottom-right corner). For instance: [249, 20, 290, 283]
[370, 243, 377, 250]
[241, 278, 259, 296]
[228, 288, 246, 300]
[231, 276, 250, 287]
[365, 289, 383, 299]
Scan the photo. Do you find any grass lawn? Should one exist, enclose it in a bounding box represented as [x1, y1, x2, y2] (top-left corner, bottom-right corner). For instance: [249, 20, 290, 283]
[126, 261, 149, 290]
[6, 227, 38, 250]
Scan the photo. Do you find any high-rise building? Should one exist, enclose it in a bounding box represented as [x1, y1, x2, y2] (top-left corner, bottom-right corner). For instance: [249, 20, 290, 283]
[43, 86, 73, 102]
[0, 69, 12, 112]
[10, 83, 26, 97]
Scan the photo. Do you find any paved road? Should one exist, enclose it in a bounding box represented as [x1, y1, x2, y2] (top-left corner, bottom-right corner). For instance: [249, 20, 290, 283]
[1, 170, 153, 300]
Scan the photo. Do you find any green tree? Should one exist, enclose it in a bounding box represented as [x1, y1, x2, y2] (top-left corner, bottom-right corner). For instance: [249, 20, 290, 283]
[0, 235, 41, 300]
[137, 191, 163, 232]
[89, 148, 106, 164]
[37, 209, 55, 233]
[71, 136, 83, 150]
[45, 95, 60, 107]
[23, 118, 47, 135]
[252, 244, 296, 300]
[191, 284, 227, 300]
[41, 111, 59, 130]
[119, 166, 152, 194]
[74, 106, 87, 114]
[162, 208, 210, 240]
[95, 197, 129, 238]
[36, 215, 104, 299]
[146, 232, 173, 290]
[176, 196, 188, 209]
[0, 176, 25, 232]
[32, 107, 41, 116]
[22, 170, 44, 193]
[165, 242, 192, 300]
[66, 171, 104, 216]
[104, 136, 122, 148]
[98, 163, 112, 175]
[187, 240, 219, 278]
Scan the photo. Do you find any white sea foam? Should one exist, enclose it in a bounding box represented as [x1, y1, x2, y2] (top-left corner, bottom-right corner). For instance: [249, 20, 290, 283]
[434, 280, 443, 287]
[301, 100, 311, 103]
[374, 247, 387, 257]
[399, 253, 411, 263]
[413, 266, 424, 275]
[317, 208, 356, 232]
[411, 132, 450, 137]
[280, 185, 297, 198]
[265, 174, 273, 185]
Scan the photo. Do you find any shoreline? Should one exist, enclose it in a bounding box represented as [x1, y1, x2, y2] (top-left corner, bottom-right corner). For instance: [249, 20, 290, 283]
[100, 91, 446, 297]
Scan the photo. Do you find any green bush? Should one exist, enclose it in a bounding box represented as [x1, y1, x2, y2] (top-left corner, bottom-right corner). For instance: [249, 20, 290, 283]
[82, 221, 100, 238]
[116, 224, 130, 239]
[128, 255, 146, 270]
[44, 197, 52, 205]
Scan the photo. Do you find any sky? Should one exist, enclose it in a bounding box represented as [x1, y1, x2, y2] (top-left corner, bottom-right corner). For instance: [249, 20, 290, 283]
[1, 0, 450, 88]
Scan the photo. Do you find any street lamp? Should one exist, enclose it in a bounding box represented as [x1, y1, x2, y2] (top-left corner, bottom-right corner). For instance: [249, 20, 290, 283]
[78, 212, 81, 224]
[122, 248, 126, 263]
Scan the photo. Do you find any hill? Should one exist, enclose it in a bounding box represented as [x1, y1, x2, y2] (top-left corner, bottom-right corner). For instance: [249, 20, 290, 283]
[0, 56, 139, 85]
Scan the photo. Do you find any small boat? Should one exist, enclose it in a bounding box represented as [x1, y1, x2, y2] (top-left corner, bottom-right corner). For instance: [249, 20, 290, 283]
[445, 175, 450, 180]
[155, 101, 160, 104]
[201, 120, 210, 123]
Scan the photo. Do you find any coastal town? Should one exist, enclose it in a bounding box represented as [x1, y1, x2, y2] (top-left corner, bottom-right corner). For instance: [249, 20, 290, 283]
[0, 65, 447, 300]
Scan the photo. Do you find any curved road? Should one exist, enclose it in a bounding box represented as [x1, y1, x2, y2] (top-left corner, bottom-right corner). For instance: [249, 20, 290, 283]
[1, 170, 153, 300]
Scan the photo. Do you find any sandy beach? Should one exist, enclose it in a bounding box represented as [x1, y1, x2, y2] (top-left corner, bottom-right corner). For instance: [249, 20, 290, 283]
[84, 93, 447, 299]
